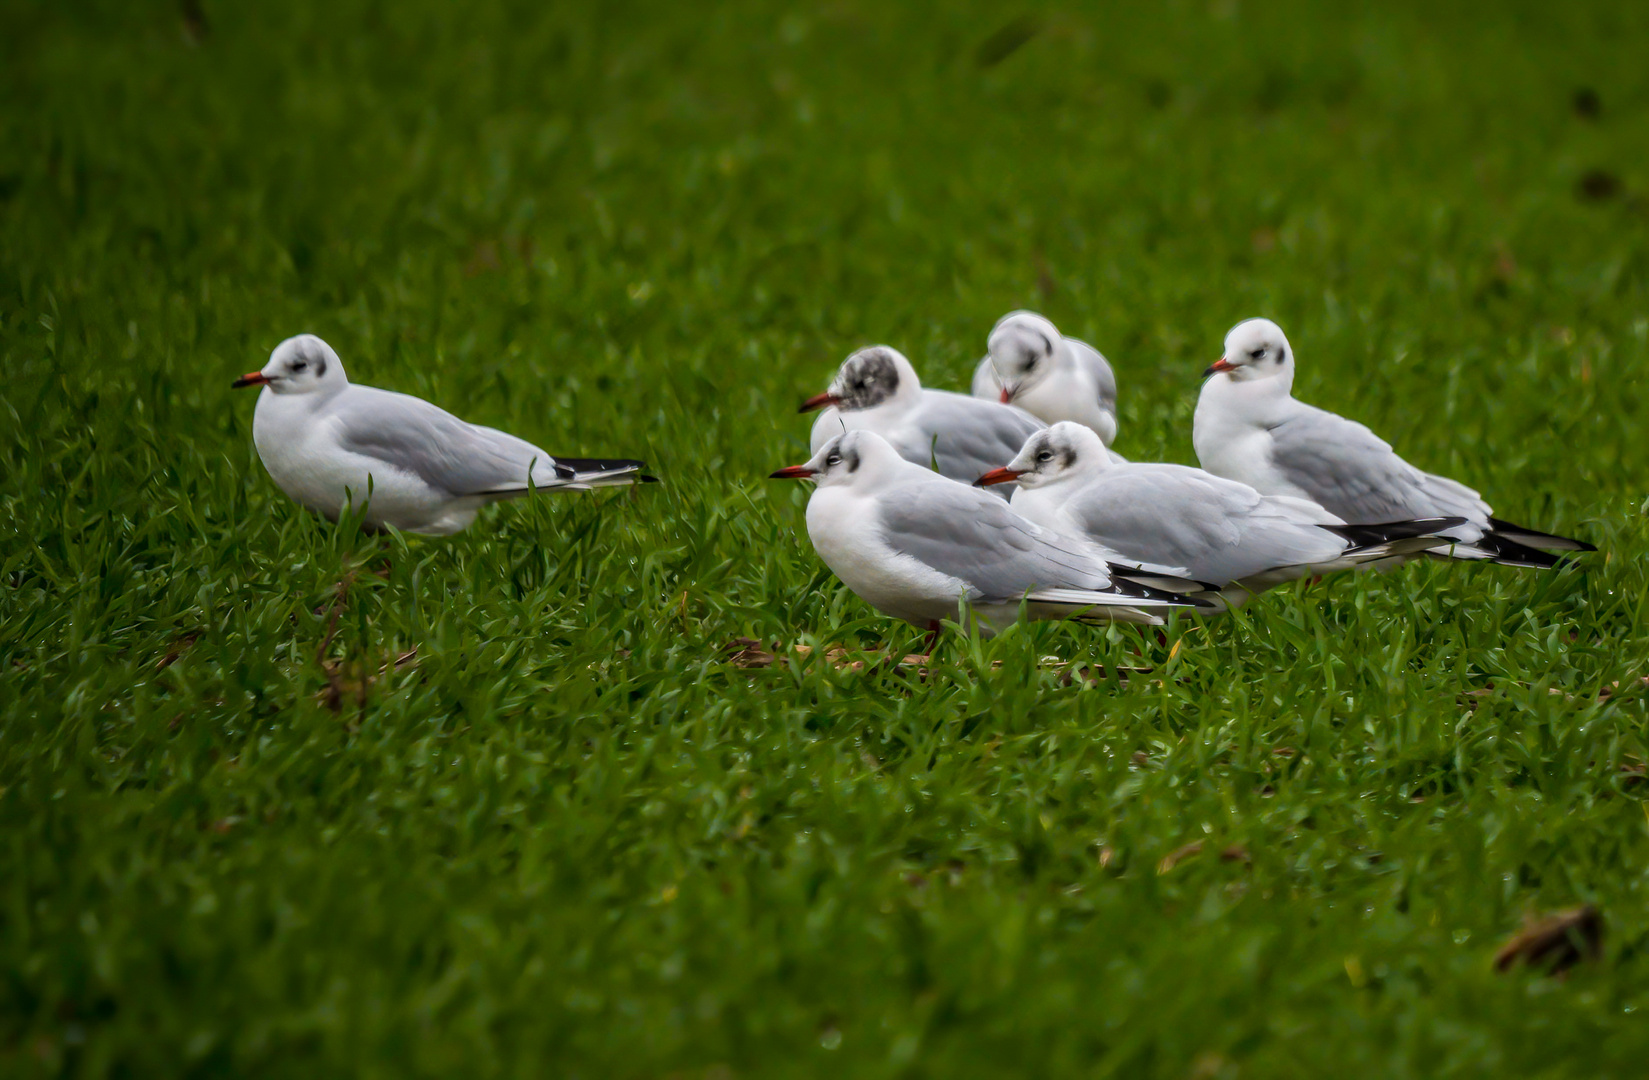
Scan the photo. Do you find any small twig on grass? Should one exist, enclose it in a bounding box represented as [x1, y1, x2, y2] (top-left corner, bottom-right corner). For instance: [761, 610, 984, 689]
[316, 572, 356, 713]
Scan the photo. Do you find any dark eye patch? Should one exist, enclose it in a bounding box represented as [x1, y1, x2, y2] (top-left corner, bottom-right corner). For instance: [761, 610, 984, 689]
[1249, 347, 1266, 359]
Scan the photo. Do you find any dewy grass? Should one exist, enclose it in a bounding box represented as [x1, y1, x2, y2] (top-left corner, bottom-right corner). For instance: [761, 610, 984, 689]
[2, 1, 1647, 1076]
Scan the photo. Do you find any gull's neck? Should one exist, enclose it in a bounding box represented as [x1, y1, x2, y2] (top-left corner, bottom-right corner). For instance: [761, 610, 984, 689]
[1198, 371, 1295, 428]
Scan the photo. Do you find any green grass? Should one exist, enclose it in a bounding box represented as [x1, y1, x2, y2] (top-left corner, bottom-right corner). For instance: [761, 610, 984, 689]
[4, 1, 1648, 1075]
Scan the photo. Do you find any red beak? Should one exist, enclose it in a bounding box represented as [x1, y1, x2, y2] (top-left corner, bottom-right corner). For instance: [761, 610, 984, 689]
[998, 387, 1012, 404]
[769, 465, 816, 480]
[1202, 357, 1236, 378]
[798, 392, 841, 414]
[974, 467, 1025, 488]
[232, 371, 270, 389]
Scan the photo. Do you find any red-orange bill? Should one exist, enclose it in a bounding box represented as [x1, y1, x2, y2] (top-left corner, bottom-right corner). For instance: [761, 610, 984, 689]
[797, 392, 840, 413]
[1202, 357, 1235, 377]
[769, 465, 815, 480]
[974, 467, 1023, 488]
[232, 371, 270, 389]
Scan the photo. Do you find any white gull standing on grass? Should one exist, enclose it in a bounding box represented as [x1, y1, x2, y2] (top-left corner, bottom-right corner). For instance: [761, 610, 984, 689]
[1192, 318, 1594, 568]
[802, 345, 1045, 497]
[233, 334, 652, 535]
[971, 311, 1120, 449]
[976, 422, 1466, 607]
[769, 430, 1216, 640]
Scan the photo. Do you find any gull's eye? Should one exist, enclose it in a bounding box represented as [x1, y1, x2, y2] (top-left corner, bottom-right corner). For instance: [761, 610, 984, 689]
[291, 360, 309, 372]
[1036, 450, 1054, 463]
[1249, 347, 1266, 360]
[826, 454, 842, 467]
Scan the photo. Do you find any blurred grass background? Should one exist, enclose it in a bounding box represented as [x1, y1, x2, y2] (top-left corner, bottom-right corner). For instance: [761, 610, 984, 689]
[3, 1, 1648, 1075]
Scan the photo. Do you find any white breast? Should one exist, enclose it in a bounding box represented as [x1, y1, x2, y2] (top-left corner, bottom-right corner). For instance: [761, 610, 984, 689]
[1193, 380, 1290, 495]
[251, 391, 462, 532]
[804, 487, 972, 627]
[1010, 370, 1115, 443]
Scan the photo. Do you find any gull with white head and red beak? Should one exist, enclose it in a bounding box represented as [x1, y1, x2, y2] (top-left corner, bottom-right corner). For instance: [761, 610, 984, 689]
[799, 344, 1045, 497]
[232, 334, 654, 535]
[970, 311, 1121, 450]
[978, 422, 1468, 608]
[1192, 318, 1594, 567]
[769, 429, 1214, 640]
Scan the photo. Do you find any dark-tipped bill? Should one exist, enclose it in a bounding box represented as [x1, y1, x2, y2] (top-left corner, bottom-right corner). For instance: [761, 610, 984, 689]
[797, 391, 841, 413]
[232, 371, 271, 389]
[1202, 356, 1235, 378]
[974, 466, 1024, 488]
[769, 465, 816, 480]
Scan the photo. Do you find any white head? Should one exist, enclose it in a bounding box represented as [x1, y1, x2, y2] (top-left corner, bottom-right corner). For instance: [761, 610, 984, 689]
[977, 421, 1109, 490]
[1206, 318, 1294, 387]
[987, 311, 1063, 402]
[798, 346, 923, 415]
[770, 430, 906, 489]
[233, 334, 349, 396]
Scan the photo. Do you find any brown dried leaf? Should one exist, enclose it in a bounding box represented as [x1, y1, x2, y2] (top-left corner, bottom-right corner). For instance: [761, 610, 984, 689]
[155, 633, 201, 672]
[723, 638, 777, 669]
[1493, 904, 1603, 974]
[1157, 840, 1204, 874]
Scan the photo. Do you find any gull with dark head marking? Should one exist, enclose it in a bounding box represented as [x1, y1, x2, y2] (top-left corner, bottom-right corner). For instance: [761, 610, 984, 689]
[971, 311, 1120, 449]
[769, 430, 1214, 639]
[233, 334, 653, 535]
[801, 345, 1044, 497]
[1193, 318, 1594, 568]
[978, 423, 1466, 607]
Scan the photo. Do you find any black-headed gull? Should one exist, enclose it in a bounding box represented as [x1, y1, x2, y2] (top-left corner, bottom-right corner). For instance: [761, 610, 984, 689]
[1193, 319, 1593, 567]
[233, 335, 652, 535]
[977, 423, 1465, 606]
[971, 311, 1119, 447]
[801, 345, 1044, 498]
[769, 430, 1214, 638]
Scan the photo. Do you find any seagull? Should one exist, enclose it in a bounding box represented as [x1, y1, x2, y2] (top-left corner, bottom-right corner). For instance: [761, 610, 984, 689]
[801, 345, 1045, 497]
[1193, 319, 1594, 568]
[971, 311, 1120, 447]
[233, 334, 652, 535]
[976, 423, 1466, 606]
[768, 430, 1215, 639]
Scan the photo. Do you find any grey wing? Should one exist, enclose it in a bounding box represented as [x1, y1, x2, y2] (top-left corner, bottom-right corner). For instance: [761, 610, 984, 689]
[970, 355, 1001, 400]
[877, 480, 1114, 601]
[1066, 338, 1117, 413]
[909, 393, 1046, 485]
[1065, 466, 1348, 584]
[329, 387, 560, 496]
[1267, 404, 1490, 525]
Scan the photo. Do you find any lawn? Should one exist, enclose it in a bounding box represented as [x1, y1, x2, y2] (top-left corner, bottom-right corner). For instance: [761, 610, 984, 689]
[3, 1, 1648, 1075]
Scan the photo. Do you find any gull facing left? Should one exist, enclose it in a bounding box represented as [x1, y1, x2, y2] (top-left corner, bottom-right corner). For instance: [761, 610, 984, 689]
[971, 311, 1120, 446]
[977, 423, 1466, 607]
[769, 430, 1214, 638]
[1193, 319, 1593, 567]
[233, 334, 652, 535]
[801, 345, 1045, 497]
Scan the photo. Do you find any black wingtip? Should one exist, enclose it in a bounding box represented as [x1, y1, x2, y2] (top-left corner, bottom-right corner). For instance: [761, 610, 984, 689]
[1319, 516, 1468, 547]
[553, 457, 647, 475]
[1487, 517, 1596, 553]
[1107, 573, 1220, 609]
[639, 475, 661, 484]
[1459, 533, 1565, 570]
